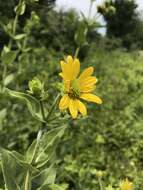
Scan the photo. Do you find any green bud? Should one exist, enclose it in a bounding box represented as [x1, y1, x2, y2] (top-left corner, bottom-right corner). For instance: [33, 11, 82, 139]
[28, 77, 44, 97]
[96, 170, 104, 178]
[105, 185, 114, 190]
[107, 6, 116, 15]
[31, 11, 40, 24]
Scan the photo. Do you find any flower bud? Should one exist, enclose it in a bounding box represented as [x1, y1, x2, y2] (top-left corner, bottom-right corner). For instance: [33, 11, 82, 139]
[28, 77, 44, 97]
[96, 170, 104, 178]
[107, 6, 116, 15]
[31, 11, 40, 24]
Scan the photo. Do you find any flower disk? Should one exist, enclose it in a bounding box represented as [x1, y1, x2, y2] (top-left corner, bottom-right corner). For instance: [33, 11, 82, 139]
[59, 55, 102, 119]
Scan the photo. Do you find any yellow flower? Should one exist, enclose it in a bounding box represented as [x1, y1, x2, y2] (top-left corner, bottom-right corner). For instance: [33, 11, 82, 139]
[120, 179, 133, 190]
[59, 55, 102, 119]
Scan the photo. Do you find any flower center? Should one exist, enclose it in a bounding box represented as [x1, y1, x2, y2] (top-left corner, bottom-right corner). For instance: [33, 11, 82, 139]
[68, 79, 81, 99]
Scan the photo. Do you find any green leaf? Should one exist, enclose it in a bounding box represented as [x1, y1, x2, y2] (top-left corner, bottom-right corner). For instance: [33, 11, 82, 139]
[26, 126, 66, 168]
[37, 184, 65, 190]
[35, 126, 66, 167]
[0, 149, 28, 190]
[74, 22, 87, 47]
[37, 185, 50, 190]
[49, 184, 66, 190]
[3, 74, 15, 86]
[32, 165, 56, 189]
[0, 108, 7, 129]
[13, 34, 27, 40]
[6, 88, 43, 121]
[15, 0, 26, 15]
[1, 50, 19, 65]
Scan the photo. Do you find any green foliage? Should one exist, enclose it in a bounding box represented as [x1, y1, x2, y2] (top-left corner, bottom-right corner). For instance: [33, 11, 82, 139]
[0, 0, 143, 189]
[58, 48, 143, 189]
[0, 126, 66, 189]
[99, 0, 143, 49]
[6, 88, 43, 121]
[1, 49, 19, 65]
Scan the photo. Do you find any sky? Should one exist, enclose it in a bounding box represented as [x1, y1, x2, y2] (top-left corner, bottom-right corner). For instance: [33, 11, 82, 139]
[56, 0, 143, 34]
[56, 0, 143, 15]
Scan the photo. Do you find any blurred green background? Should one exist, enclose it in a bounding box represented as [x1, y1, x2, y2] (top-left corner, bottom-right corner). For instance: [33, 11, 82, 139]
[0, 0, 143, 189]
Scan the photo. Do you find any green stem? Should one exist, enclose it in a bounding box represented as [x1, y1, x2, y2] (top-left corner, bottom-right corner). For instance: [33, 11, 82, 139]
[24, 170, 31, 190]
[40, 100, 46, 121]
[13, 14, 19, 36]
[98, 177, 103, 190]
[74, 47, 80, 58]
[46, 94, 60, 121]
[29, 100, 45, 164]
[8, 13, 19, 50]
[30, 130, 42, 164]
[2, 65, 7, 86]
[25, 130, 42, 190]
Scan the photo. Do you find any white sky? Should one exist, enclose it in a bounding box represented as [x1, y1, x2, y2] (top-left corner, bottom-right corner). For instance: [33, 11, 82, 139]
[56, 0, 143, 34]
[56, 0, 143, 17]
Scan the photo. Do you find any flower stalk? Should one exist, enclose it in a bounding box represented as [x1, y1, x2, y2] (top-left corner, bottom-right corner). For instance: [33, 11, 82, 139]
[46, 93, 60, 121]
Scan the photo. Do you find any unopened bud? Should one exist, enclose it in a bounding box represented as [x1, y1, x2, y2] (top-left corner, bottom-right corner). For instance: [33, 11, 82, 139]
[96, 170, 104, 178]
[107, 6, 116, 15]
[28, 77, 44, 97]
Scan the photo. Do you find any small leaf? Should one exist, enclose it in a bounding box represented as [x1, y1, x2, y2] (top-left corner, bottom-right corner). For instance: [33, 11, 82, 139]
[32, 166, 56, 189]
[13, 34, 27, 40]
[26, 126, 66, 168]
[3, 74, 15, 86]
[49, 184, 65, 190]
[1, 50, 19, 65]
[74, 22, 88, 47]
[35, 126, 66, 167]
[6, 88, 43, 121]
[0, 108, 7, 129]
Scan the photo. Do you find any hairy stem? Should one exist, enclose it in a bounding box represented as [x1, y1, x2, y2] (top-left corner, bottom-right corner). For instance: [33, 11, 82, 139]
[8, 10, 19, 49]
[24, 170, 31, 190]
[74, 47, 80, 58]
[46, 93, 60, 121]
[40, 100, 46, 121]
[98, 177, 103, 190]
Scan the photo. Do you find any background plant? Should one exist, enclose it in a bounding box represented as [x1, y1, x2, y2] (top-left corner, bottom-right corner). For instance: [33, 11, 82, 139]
[0, 0, 143, 189]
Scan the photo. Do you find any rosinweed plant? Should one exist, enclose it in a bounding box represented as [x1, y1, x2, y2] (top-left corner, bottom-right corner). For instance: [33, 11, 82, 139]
[0, 54, 102, 189]
[0, 0, 123, 189]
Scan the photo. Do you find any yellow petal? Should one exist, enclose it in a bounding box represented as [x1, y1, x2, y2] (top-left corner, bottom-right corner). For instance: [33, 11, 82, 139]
[80, 76, 97, 88]
[80, 93, 102, 104]
[78, 67, 94, 82]
[60, 61, 69, 79]
[73, 58, 80, 78]
[66, 56, 80, 80]
[69, 99, 78, 119]
[80, 85, 96, 93]
[60, 61, 66, 73]
[61, 56, 74, 80]
[59, 95, 70, 110]
[67, 55, 73, 65]
[120, 179, 133, 190]
[63, 80, 70, 92]
[76, 100, 87, 116]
